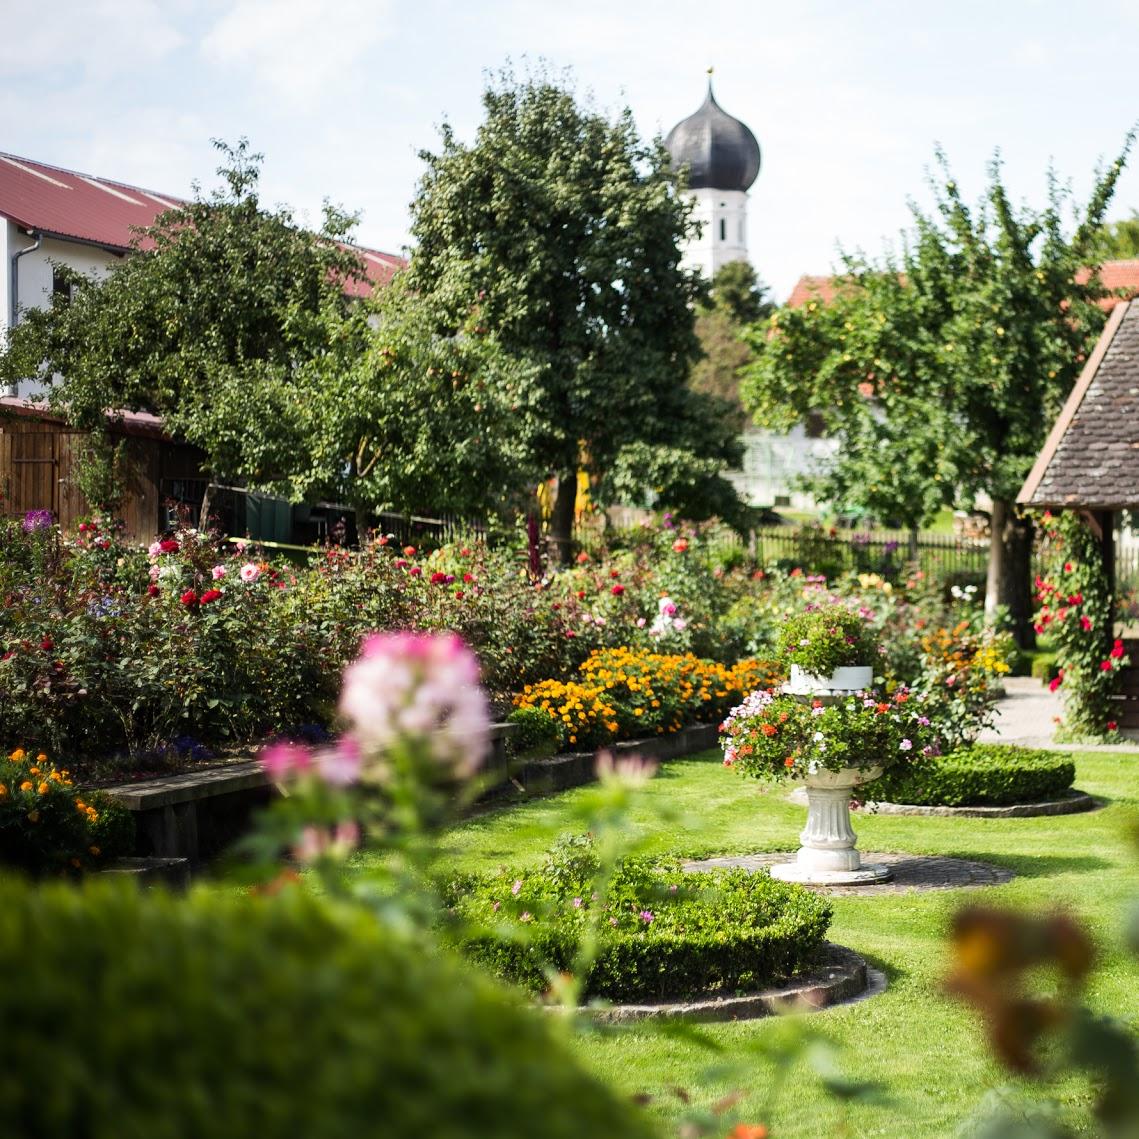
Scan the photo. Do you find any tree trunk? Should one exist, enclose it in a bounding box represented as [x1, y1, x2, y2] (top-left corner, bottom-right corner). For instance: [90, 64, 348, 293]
[985, 499, 1036, 650]
[547, 474, 577, 566]
[353, 504, 373, 548]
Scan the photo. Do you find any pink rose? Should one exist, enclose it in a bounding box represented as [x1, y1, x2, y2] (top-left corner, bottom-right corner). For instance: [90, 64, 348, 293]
[239, 563, 261, 584]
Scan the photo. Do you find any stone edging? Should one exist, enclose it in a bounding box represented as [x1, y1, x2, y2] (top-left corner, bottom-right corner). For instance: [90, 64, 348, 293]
[569, 943, 872, 1024]
[788, 786, 1102, 818]
[488, 723, 720, 796]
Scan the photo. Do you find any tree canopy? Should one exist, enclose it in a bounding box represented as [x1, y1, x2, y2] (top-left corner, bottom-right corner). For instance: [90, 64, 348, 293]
[741, 143, 1133, 642]
[404, 70, 747, 546]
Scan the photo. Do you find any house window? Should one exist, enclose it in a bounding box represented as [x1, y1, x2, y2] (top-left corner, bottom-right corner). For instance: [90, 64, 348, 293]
[719, 218, 726, 242]
[51, 270, 73, 304]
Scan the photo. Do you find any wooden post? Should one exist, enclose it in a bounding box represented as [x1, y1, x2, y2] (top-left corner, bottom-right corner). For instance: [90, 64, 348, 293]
[1101, 510, 1116, 639]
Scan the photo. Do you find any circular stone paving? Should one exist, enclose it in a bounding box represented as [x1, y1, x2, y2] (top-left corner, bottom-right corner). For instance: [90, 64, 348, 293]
[577, 943, 877, 1024]
[682, 852, 1013, 895]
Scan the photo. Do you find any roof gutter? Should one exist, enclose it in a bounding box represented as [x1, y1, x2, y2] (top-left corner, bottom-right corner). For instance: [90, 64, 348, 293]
[7, 228, 42, 398]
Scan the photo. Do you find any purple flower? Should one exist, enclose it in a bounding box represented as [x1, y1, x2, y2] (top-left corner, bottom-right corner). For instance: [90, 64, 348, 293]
[572, 897, 583, 908]
[639, 910, 654, 924]
[21, 510, 53, 533]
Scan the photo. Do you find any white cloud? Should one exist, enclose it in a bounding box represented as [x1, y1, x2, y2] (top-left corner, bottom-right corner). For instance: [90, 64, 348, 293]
[0, 0, 183, 79]
[200, 0, 395, 106]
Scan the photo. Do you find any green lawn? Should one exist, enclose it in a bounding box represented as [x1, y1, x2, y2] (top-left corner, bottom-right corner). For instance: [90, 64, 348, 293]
[434, 749, 1139, 1137]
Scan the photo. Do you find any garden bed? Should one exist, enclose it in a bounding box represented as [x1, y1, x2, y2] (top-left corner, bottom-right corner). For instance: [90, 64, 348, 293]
[444, 843, 834, 1003]
[860, 744, 1076, 809]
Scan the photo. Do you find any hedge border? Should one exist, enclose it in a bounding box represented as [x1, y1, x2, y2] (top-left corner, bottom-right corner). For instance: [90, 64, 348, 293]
[568, 942, 875, 1023]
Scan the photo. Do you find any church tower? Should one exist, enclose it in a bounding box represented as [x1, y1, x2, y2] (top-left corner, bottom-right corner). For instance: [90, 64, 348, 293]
[664, 75, 761, 281]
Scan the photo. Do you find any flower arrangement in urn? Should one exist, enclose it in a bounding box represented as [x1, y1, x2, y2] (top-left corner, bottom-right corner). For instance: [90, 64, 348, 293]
[777, 604, 879, 693]
[723, 604, 932, 885]
[721, 687, 931, 783]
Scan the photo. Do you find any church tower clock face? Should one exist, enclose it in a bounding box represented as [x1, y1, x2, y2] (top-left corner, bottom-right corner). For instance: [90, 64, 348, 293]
[664, 72, 761, 281]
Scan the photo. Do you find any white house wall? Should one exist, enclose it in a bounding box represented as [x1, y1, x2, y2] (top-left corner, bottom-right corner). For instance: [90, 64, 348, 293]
[2, 219, 121, 397]
[725, 424, 838, 511]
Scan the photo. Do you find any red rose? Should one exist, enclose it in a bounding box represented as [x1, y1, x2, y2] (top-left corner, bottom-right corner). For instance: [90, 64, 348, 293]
[611, 584, 625, 596]
[200, 589, 222, 605]
[1080, 616, 1092, 631]
[430, 572, 448, 585]
[159, 539, 180, 553]
[609, 569, 620, 579]
[454, 589, 464, 599]
[672, 539, 688, 553]
[1107, 720, 1118, 731]
[180, 590, 198, 607]
[146, 584, 159, 597]
[1111, 639, 1126, 659]
[39, 637, 53, 651]
[78, 523, 87, 532]
[462, 573, 474, 583]
[460, 547, 471, 557]
[1100, 660, 1114, 671]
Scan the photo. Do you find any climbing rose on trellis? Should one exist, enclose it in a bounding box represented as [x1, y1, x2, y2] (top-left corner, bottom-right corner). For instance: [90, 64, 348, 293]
[1033, 511, 1128, 738]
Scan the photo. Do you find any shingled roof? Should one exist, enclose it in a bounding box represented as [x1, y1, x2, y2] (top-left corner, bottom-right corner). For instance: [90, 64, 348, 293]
[1018, 299, 1139, 509]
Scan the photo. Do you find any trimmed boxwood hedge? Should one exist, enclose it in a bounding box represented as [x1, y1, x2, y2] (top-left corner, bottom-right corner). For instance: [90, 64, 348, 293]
[445, 839, 833, 1002]
[0, 876, 661, 1139]
[865, 744, 1075, 807]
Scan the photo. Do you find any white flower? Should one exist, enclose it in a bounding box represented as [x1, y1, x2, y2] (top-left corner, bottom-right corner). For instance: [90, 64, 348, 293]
[813, 731, 825, 742]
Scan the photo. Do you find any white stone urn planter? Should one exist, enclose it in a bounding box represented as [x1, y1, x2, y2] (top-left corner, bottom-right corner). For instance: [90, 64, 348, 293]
[770, 764, 892, 885]
[785, 664, 874, 697]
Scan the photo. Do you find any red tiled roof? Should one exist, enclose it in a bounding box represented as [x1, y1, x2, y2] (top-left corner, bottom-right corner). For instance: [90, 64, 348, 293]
[787, 261, 1139, 311]
[0, 151, 402, 292]
[785, 274, 840, 308]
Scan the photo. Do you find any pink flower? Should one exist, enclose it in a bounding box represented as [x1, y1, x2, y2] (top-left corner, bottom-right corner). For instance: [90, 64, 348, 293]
[658, 597, 678, 618]
[315, 737, 362, 786]
[672, 538, 688, 553]
[147, 541, 163, 558]
[260, 741, 312, 781]
[519, 912, 532, 923]
[1081, 615, 1092, 631]
[211, 565, 227, 580]
[572, 897, 583, 908]
[338, 632, 490, 778]
[409, 566, 422, 577]
[1049, 675, 1063, 692]
[636, 617, 647, 628]
[239, 563, 261, 584]
[639, 910, 654, 924]
[511, 879, 523, 896]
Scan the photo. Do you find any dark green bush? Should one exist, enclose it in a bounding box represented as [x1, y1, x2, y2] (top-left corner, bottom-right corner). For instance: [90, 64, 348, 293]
[445, 846, 833, 1002]
[866, 744, 1075, 807]
[506, 705, 560, 757]
[1030, 652, 1061, 682]
[0, 876, 660, 1139]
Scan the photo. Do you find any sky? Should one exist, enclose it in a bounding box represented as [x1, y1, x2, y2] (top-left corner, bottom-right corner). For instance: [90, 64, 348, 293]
[3, 0, 1139, 301]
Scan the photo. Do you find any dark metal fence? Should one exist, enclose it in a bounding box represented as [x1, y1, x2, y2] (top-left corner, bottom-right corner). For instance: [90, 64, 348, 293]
[752, 527, 990, 580]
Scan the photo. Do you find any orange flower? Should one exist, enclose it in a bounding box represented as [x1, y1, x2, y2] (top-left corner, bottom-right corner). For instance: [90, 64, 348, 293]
[729, 1126, 769, 1139]
[783, 757, 795, 767]
[760, 723, 778, 737]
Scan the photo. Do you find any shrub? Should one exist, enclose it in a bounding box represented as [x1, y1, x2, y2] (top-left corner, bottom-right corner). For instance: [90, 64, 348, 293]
[0, 748, 133, 874]
[777, 603, 878, 677]
[445, 848, 833, 1002]
[865, 744, 1076, 807]
[1030, 652, 1061, 683]
[914, 621, 1013, 751]
[505, 705, 562, 757]
[0, 877, 661, 1139]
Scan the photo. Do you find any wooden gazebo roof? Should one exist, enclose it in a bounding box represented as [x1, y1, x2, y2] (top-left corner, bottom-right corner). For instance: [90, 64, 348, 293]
[1019, 300, 1139, 510]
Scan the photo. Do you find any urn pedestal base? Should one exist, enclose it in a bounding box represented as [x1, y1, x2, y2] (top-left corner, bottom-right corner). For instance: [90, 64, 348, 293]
[770, 767, 893, 886]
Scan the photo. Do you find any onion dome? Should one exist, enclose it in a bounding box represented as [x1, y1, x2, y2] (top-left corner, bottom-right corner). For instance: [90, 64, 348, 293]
[665, 79, 760, 192]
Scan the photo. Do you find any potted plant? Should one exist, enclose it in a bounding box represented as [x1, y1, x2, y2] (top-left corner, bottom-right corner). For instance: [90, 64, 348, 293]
[721, 686, 931, 884]
[778, 604, 878, 695]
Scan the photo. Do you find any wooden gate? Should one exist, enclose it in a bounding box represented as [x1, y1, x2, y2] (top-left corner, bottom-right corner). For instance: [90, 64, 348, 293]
[1, 427, 60, 519]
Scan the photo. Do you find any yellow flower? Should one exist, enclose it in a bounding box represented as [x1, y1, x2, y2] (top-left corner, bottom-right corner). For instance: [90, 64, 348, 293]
[26, 810, 40, 823]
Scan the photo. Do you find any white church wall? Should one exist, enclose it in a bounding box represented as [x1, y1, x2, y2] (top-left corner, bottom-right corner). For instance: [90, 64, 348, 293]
[683, 188, 749, 281]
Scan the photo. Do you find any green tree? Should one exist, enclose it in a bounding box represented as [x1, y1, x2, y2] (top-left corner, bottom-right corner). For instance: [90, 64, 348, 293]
[689, 262, 773, 431]
[404, 69, 746, 558]
[1092, 209, 1139, 260]
[0, 139, 369, 505]
[741, 145, 1133, 646]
